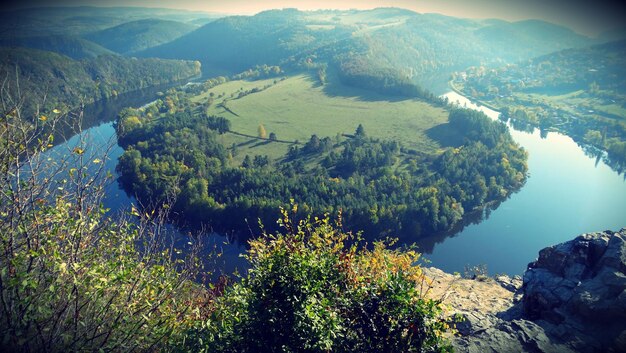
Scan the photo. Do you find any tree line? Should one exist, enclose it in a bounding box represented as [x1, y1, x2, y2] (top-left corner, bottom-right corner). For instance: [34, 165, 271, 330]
[116, 92, 527, 240]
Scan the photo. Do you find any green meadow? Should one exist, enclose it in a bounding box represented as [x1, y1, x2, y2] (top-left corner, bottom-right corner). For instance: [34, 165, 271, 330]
[195, 73, 455, 162]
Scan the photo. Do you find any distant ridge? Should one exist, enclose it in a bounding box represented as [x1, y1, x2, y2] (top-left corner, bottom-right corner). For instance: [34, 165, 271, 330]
[138, 8, 592, 93]
[85, 19, 197, 54]
[0, 35, 114, 59]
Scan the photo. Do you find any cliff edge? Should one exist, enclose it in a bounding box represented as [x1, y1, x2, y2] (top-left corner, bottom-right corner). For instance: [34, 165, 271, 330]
[425, 227, 626, 353]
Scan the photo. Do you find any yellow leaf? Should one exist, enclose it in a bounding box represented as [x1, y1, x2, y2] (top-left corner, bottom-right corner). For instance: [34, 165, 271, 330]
[92, 158, 102, 164]
[39, 115, 47, 121]
[52, 109, 60, 114]
[73, 147, 84, 155]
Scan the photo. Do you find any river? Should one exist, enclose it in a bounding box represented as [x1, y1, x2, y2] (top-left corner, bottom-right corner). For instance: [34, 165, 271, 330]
[44, 85, 249, 277]
[47, 88, 626, 277]
[415, 92, 626, 275]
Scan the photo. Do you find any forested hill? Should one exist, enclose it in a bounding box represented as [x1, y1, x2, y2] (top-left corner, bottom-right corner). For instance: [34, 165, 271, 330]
[138, 8, 592, 93]
[0, 6, 216, 37]
[138, 9, 351, 74]
[0, 35, 115, 60]
[457, 39, 626, 168]
[0, 47, 201, 117]
[522, 39, 626, 93]
[85, 19, 197, 54]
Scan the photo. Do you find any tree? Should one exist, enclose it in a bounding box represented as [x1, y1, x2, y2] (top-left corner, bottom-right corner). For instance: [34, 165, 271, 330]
[304, 134, 321, 153]
[584, 130, 603, 146]
[258, 124, 267, 139]
[253, 155, 269, 168]
[242, 155, 252, 168]
[269, 132, 277, 140]
[355, 124, 366, 138]
[0, 94, 203, 352]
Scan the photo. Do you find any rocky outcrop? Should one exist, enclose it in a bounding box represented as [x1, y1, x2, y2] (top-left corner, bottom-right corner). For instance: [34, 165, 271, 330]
[522, 228, 626, 352]
[425, 228, 626, 353]
[424, 268, 576, 353]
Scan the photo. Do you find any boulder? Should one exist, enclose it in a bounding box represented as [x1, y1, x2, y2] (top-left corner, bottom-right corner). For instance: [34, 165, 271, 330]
[522, 228, 626, 351]
[426, 228, 626, 352]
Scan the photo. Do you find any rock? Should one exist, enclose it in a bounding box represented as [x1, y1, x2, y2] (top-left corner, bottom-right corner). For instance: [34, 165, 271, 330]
[494, 274, 523, 292]
[522, 228, 626, 351]
[455, 311, 496, 336]
[422, 229, 626, 352]
[454, 319, 577, 353]
[613, 330, 626, 352]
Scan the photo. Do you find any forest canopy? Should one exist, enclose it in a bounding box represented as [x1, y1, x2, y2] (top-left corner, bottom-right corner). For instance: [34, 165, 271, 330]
[116, 75, 528, 239]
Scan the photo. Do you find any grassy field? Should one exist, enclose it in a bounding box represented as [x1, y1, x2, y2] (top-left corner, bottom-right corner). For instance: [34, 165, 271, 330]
[196, 73, 453, 162]
[513, 90, 626, 122]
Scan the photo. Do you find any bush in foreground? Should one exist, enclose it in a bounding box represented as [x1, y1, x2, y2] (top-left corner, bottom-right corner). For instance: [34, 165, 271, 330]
[179, 207, 453, 353]
[0, 105, 203, 352]
[1, 100, 452, 352]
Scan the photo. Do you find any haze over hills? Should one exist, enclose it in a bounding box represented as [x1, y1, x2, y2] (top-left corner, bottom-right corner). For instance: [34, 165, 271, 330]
[138, 8, 593, 93]
[0, 3, 625, 353]
[0, 6, 222, 37]
[0, 35, 115, 60]
[85, 19, 197, 54]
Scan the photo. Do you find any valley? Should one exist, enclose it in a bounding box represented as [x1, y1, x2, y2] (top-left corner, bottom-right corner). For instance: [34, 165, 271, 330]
[1, 3, 625, 352]
[115, 70, 527, 239]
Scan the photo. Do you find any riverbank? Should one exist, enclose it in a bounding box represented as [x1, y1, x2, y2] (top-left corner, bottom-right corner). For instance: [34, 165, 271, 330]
[419, 90, 626, 276]
[447, 80, 501, 113]
[448, 81, 626, 172]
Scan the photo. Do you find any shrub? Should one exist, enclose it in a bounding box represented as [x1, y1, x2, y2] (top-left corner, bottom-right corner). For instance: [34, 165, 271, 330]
[179, 207, 453, 353]
[0, 106, 203, 352]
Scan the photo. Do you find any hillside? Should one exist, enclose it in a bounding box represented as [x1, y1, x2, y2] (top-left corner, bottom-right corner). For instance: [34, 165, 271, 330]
[457, 39, 626, 167]
[0, 6, 217, 37]
[0, 47, 201, 117]
[85, 19, 197, 54]
[0, 35, 115, 59]
[139, 8, 592, 93]
[139, 9, 351, 74]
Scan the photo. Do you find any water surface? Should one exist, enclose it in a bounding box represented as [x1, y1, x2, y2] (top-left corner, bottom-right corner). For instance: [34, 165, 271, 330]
[48, 89, 626, 277]
[417, 92, 626, 275]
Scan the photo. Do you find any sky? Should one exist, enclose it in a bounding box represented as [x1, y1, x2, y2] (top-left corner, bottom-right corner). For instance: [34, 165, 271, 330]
[4, 0, 626, 36]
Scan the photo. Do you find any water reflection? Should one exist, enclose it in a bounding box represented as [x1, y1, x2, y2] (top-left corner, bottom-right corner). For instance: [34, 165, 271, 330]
[44, 83, 249, 280]
[47, 87, 626, 278]
[411, 199, 504, 254]
[415, 91, 626, 275]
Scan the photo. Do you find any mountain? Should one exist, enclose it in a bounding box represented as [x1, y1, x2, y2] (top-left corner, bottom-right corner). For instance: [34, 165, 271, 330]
[0, 6, 218, 37]
[0, 35, 115, 59]
[138, 8, 593, 93]
[597, 26, 626, 43]
[0, 47, 201, 116]
[330, 14, 592, 93]
[139, 9, 350, 74]
[187, 17, 219, 26]
[474, 19, 589, 53]
[85, 19, 197, 54]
